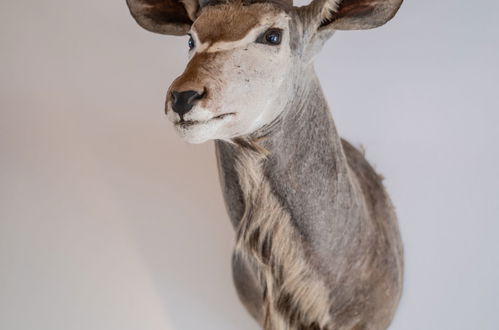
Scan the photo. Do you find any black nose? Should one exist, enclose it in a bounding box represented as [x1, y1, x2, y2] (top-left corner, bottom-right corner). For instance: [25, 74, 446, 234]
[171, 90, 203, 118]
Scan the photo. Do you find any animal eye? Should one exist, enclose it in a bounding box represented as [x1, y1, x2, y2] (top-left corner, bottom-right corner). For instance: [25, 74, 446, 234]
[257, 29, 282, 45]
[188, 35, 195, 50]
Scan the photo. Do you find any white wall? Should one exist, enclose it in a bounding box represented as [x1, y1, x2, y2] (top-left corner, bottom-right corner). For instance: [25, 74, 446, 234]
[1, 1, 498, 329]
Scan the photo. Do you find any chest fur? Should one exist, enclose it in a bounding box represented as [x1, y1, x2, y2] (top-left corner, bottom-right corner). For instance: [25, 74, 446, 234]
[232, 148, 332, 329]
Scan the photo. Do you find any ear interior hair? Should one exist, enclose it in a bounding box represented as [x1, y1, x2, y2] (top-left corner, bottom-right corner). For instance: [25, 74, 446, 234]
[180, 0, 200, 21]
[313, 0, 403, 31]
[127, 0, 199, 36]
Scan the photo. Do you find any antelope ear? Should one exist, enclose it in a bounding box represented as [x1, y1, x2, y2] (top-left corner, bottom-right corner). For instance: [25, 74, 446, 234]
[318, 0, 403, 30]
[126, 0, 200, 36]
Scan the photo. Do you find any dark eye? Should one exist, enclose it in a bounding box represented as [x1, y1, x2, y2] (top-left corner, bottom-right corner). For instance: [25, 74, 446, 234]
[188, 35, 195, 50]
[257, 29, 282, 45]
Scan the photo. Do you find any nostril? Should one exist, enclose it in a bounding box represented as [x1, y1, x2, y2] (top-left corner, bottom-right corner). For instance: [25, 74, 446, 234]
[170, 90, 205, 116]
[171, 91, 179, 104]
[186, 90, 204, 105]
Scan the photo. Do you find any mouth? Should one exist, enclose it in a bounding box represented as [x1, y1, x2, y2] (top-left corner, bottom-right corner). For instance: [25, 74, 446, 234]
[174, 112, 236, 128]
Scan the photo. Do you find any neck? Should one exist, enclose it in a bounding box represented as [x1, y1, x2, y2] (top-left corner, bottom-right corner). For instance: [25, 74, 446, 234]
[215, 67, 371, 327]
[216, 67, 367, 260]
[263, 67, 365, 242]
[215, 63, 403, 330]
[258, 66, 350, 184]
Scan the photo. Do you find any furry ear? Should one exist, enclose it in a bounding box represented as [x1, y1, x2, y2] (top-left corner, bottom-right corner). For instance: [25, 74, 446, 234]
[315, 0, 403, 30]
[126, 0, 200, 36]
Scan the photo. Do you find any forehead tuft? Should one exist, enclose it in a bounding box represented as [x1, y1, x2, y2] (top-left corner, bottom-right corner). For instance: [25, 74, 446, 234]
[193, 2, 287, 44]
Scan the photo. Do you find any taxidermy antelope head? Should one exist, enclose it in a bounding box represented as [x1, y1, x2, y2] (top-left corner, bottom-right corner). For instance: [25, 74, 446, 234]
[128, 0, 404, 329]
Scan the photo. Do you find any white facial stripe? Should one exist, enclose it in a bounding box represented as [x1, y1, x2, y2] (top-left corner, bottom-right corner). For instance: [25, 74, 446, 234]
[205, 26, 266, 52]
[190, 24, 266, 53]
[190, 13, 289, 53]
[193, 38, 209, 53]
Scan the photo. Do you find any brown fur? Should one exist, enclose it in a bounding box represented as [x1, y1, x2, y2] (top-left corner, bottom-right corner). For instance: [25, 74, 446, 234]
[194, 3, 282, 44]
[167, 51, 230, 114]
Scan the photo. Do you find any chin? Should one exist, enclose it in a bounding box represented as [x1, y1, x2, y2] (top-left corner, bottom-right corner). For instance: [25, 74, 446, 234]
[174, 125, 211, 144]
[173, 120, 227, 144]
[172, 112, 241, 144]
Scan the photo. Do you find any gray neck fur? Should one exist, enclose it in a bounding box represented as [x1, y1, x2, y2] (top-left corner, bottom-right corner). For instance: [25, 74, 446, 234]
[215, 66, 403, 329]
